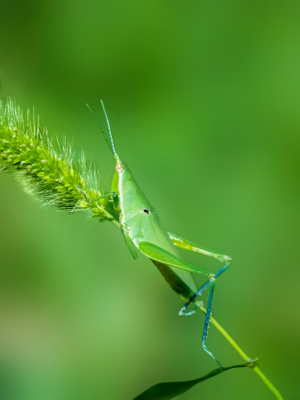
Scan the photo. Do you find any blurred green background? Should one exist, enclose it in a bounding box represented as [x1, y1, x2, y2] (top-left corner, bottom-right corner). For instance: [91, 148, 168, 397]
[0, 1, 299, 399]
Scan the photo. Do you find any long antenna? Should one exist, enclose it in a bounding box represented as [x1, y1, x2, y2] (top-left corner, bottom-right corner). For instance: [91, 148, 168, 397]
[100, 99, 116, 155]
[86, 103, 114, 155]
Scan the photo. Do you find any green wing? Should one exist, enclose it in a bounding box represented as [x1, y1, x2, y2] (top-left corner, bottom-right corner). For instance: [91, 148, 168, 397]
[139, 241, 211, 276]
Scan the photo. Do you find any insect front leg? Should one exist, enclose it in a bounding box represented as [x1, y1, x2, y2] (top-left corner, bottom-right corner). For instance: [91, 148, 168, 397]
[87, 191, 119, 209]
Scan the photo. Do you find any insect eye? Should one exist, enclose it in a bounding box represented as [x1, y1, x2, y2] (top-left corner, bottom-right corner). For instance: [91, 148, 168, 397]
[116, 162, 124, 173]
[143, 208, 150, 214]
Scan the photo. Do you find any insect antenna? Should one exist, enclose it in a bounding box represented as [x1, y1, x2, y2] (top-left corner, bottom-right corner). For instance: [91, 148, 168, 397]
[86, 102, 115, 155]
[100, 99, 116, 155]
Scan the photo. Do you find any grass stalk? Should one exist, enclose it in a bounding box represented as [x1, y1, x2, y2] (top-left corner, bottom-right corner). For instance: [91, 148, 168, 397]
[198, 304, 284, 400]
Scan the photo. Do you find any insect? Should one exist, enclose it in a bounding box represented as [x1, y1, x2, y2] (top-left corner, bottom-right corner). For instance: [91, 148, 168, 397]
[87, 100, 231, 368]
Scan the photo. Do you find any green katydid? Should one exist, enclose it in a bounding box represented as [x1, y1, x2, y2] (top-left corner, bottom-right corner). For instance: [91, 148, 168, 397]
[87, 100, 231, 368]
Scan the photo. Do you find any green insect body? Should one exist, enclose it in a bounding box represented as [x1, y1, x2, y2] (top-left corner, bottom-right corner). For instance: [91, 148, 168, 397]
[96, 100, 231, 367]
[113, 153, 199, 300]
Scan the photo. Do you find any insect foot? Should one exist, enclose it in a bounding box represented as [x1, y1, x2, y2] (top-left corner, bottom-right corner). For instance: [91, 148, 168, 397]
[222, 255, 232, 264]
[179, 300, 203, 317]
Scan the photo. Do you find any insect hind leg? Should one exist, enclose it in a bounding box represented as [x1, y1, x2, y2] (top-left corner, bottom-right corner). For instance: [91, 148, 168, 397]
[179, 264, 229, 367]
[179, 279, 211, 316]
[179, 264, 228, 316]
[202, 281, 223, 368]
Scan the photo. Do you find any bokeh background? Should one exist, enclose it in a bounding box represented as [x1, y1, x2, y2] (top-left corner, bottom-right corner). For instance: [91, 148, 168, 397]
[0, 1, 299, 399]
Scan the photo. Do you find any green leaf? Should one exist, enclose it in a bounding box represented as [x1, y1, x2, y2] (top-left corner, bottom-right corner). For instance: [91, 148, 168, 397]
[133, 361, 254, 400]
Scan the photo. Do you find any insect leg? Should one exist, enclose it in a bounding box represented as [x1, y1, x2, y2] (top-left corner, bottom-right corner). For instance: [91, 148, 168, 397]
[201, 281, 223, 369]
[180, 267, 228, 367]
[169, 232, 230, 365]
[179, 264, 228, 316]
[87, 191, 119, 208]
[179, 279, 211, 316]
[168, 232, 231, 265]
[139, 241, 228, 365]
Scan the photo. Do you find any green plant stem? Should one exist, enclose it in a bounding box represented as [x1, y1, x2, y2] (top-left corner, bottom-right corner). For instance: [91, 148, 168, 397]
[198, 304, 283, 400]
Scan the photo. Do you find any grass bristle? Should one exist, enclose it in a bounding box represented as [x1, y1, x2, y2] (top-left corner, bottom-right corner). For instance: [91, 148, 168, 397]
[0, 98, 115, 221]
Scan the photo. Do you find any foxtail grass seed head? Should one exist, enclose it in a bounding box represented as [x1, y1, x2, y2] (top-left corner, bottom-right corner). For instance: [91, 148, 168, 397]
[0, 98, 114, 220]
